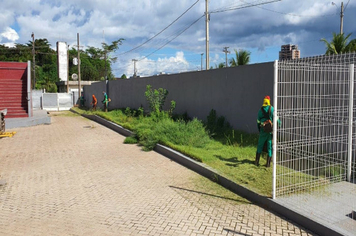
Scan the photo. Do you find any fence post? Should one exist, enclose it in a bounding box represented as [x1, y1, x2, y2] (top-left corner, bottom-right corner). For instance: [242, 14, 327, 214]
[57, 93, 60, 111]
[272, 60, 278, 199]
[347, 64, 354, 182]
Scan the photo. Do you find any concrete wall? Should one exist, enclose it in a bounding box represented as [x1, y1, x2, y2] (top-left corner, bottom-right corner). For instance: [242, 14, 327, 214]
[83, 62, 274, 133]
[32, 90, 42, 110]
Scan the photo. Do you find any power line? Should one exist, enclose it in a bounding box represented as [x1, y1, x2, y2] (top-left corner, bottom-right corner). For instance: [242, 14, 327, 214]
[254, 6, 337, 18]
[210, 0, 281, 14]
[139, 15, 205, 61]
[117, 0, 201, 56]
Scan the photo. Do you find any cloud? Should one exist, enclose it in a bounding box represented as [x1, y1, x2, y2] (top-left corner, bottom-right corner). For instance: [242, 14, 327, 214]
[1, 0, 356, 77]
[0, 27, 19, 43]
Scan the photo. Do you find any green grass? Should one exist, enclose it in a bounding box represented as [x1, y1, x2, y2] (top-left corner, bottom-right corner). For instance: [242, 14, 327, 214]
[71, 107, 327, 197]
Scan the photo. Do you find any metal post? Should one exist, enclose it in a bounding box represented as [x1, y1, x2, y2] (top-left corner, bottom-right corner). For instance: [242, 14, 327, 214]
[205, 0, 209, 70]
[67, 44, 69, 93]
[77, 33, 81, 98]
[27, 61, 32, 117]
[347, 64, 354, 182]
[132, 59, 138, 78]
[201, 53, 204, 71]
[31, 32, 35, 89]
[223, 47, 230, 68]
[272, 60, 278, 199]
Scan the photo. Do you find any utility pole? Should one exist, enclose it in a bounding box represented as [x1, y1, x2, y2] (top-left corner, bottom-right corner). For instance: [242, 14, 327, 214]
[223, 47, 230, 67]
[333, 1, 344, 34]
[132, 59, 138, 78]
[205, 0, 210, 70]
[200, 53, 204, 70]
[31, 32, 35, 89]
[77, 33, 81, 98]
[340, 1, 344, 34]
[105, 52, 107, 80]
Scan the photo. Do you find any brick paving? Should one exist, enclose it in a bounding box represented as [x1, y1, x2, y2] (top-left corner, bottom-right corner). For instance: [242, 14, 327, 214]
[0, 113, 316, 236]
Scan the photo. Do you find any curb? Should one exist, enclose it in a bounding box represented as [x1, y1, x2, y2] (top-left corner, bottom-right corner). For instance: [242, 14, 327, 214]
[70, 109, 343, 236]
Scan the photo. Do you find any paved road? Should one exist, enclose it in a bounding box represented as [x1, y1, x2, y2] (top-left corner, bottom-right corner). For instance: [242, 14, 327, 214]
[0, 112, 315, 236]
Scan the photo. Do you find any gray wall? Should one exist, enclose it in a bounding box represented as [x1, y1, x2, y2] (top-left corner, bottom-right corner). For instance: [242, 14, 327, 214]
[83, 62, 274, 133]
[32, 90, 42, 110]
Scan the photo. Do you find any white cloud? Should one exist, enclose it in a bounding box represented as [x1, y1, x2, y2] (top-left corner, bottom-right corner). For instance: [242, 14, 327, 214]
[0, 27, 19, 42]
[1, 0, 356, 76]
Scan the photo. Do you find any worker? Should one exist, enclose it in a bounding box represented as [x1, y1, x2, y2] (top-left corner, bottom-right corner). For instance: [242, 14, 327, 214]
[102, 91, 108, 112]
[255, 95, 280, 167]
[91, 94, 97, 111]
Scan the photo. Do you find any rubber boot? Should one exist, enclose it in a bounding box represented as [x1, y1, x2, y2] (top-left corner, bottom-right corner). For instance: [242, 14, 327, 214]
[255, 153, 261, 166]
[266, 156, 272, 167]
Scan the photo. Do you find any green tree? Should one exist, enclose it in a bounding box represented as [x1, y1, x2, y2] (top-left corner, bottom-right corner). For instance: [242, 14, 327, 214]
[22, 38, 58, 90]
[101, 39, 124, 80]
[69, 39, 124, 81]
[218, 62, 225, 68]
[121, 74, 127, 79]
[321, 33, 356, 55]
[229, 49, 251, 67]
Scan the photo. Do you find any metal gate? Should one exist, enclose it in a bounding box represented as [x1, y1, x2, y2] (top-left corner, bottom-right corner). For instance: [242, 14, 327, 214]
[272, 53, 356, 235]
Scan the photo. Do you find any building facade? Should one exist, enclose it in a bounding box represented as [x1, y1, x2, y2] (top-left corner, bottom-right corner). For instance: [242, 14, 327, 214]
[279, 44, 300, 60]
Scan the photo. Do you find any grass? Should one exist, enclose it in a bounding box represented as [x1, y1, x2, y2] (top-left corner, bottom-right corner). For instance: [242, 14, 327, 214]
[70, 107, 327, 197]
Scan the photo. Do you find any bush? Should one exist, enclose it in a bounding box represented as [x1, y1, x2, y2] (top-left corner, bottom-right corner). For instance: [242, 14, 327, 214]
[131, 111, 211, 151]
[205, 109, 231, 137]
[145, 85, 175, 114]
[124, 136, 138, 144]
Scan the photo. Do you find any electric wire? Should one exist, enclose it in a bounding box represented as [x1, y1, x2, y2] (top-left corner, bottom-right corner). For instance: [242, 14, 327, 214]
[117, 0, 200, 56]
[139, 15, 204, 61]
[210, 0, 281, 14]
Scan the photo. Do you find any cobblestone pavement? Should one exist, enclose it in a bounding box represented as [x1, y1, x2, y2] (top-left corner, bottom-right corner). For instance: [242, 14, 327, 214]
[0, 113, 316, 236]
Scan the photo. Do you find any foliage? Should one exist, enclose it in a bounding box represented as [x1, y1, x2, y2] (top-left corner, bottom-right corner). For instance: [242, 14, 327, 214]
[69, 39, 124, 81]
[124, 136, 138, 144]
[145, 85, 175, 114]
[132, 111, 211, 152]
[229, 49, 251, 66]
[321, 32, 356, 55]
[0, 37, 125, 90]
[101, 39, 124, 64]
[121, 74, 127, 79]
[206, 109, 231, 136]
[0, 38, 124, 92]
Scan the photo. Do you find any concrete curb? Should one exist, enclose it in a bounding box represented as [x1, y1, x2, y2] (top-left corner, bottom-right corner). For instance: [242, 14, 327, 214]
[5, 110, 51, 129]
[70, 109, 343, 236]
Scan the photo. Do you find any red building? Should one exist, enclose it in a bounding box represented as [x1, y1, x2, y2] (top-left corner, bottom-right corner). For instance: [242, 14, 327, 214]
[0, 61, 32, 118]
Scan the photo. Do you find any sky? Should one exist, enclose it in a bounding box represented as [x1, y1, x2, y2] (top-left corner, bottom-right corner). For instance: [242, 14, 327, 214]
[1, 0, 356, 78]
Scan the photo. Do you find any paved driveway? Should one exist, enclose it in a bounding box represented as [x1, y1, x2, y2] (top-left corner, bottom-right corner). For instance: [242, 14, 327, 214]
[0, 113, 315, 236]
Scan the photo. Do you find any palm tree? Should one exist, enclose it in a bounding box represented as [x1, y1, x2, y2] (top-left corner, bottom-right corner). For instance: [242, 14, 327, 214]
[321, 33, 356, 55]
[229, 49, 251, 67]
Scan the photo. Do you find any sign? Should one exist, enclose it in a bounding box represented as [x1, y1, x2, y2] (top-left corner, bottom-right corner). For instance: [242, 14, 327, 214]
[73, 58, 78, 65]
[56, 42, 68, 81]
[72, 73, 78, 80]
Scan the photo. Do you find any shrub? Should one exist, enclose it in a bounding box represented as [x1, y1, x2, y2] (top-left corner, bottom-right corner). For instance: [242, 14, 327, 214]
[124, 136, 138, 144]
[131, 111, 210, 151]
[145, 85, 175, 114]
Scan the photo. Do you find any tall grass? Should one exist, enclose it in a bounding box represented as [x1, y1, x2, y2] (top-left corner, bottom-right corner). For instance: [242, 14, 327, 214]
[73, 107, 331, 197]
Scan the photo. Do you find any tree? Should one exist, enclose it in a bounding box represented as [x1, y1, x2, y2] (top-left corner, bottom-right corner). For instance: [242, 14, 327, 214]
[321, 33, 356, 55]
[121, 74, 127, 79]
[101, 39, 124, 80]
[218, 62, 225, 68]
[68, 38, 124, 81]
[229, 49, 251, 67]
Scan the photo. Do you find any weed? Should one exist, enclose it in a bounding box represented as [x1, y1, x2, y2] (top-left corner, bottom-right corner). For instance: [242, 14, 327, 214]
[124, 136, 138, 144]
